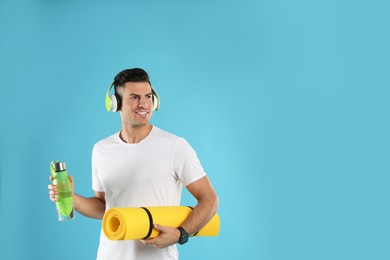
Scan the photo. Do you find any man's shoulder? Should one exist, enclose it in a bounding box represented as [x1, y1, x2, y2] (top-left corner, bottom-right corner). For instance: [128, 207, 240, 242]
[152, 126, 184, 145]
[94, 132, 119, 147]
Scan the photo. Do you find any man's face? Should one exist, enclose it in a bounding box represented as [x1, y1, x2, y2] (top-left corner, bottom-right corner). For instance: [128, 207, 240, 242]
[119, 81, 154, 127]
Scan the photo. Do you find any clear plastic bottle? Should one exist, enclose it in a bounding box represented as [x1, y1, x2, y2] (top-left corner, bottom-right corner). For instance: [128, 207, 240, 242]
[50, 160, 75, 221]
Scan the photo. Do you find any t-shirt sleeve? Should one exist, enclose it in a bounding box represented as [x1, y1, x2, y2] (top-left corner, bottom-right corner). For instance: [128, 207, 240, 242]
[91, 144, 104, 192]
[173, 137, 207, 187]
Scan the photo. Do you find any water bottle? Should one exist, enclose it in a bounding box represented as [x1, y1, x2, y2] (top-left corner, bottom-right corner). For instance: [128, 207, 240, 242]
[50, 160, 75, 221]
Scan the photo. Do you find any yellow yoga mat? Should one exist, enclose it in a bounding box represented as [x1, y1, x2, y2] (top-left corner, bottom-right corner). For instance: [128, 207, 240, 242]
[102, 206, 220, 240]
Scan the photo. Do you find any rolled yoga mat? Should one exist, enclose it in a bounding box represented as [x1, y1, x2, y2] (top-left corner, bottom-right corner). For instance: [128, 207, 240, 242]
[102, 206, 220, 240]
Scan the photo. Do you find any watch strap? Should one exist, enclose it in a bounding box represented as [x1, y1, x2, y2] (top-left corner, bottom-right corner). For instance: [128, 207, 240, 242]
[177, 226, 189, 245]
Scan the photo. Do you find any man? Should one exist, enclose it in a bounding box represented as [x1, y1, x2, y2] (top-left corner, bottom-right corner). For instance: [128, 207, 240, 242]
[48, 68, 219, 260]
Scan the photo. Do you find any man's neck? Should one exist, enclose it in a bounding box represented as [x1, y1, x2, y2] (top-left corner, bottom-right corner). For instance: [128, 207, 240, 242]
[120, 124, 153, 144]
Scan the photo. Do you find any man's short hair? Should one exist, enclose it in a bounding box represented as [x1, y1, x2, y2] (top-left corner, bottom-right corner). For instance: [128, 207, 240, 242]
[113, 68, 151, 96]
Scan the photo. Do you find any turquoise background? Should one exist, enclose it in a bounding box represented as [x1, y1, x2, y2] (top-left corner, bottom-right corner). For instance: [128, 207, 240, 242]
[1, 0, 389, 259]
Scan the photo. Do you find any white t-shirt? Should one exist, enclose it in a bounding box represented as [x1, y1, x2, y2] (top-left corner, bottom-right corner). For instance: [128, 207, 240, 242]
[92, 126, 206, 260]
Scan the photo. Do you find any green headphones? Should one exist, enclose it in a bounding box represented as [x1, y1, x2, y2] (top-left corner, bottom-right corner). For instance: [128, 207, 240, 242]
[105, 82, 160, 112]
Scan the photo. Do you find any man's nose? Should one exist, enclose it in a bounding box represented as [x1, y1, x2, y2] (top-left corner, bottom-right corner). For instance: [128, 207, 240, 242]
[138, 97, 149, 108]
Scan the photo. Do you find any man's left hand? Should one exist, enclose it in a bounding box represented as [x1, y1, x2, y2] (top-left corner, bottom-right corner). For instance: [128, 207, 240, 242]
[141, 224, 180, 249]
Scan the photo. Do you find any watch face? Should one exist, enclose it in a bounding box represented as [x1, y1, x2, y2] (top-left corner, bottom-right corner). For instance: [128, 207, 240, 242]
[180, 234, 188, 244]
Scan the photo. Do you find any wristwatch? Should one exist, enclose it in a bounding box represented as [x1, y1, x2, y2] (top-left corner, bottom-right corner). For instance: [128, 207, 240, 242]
[177, 227, 189, 245]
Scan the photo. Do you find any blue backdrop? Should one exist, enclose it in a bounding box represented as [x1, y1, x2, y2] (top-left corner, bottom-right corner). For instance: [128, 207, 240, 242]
[0, 0, 389, 259]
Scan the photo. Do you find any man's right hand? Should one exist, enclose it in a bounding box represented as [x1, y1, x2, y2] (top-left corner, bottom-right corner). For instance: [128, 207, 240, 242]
[48, 175, 74, 202]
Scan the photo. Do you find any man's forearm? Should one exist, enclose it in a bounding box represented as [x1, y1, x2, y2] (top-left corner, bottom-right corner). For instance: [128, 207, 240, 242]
[181, 194, 219, 235]
[73, 193, 106, 219]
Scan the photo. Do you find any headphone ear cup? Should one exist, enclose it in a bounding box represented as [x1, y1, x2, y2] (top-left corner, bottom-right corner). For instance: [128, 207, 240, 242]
[106, 93, 113, 112]
[114, 93, 121, 111]
[108, 94, 120, 112]
[152, 89, 160, 111]
[106, 82, 120, 112]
